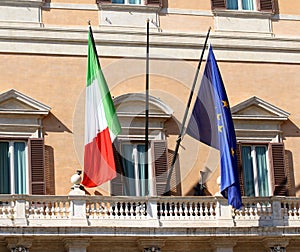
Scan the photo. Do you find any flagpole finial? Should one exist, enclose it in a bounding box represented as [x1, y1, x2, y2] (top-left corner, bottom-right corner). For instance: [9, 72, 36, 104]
[88, 20, 91, 26]
[146, 18, 150, 23]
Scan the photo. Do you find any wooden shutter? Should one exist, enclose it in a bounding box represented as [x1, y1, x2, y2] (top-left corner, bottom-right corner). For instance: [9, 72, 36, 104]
[211, 0, 226, 10]
[152, 140, 169, 196]
[146, 0, 162, 6]
[269, 143, 288, 196]
[257, 0, 275, 12]
[111, 141, 125, 196]
[236, 143, 245, 196]
[44, 145, 55, 195]
[29, 138, 46, 195]
[285, 150, 296, 196]
[167, 149, 181, 196]
[96, 0, 112, 4]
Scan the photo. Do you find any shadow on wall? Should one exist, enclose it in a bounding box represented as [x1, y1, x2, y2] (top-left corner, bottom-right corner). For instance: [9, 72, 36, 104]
[42, 113, 72, 195]
[43, 112, 72, 133]
[282, 119, 300, 138]
[281, 119, 300, 196]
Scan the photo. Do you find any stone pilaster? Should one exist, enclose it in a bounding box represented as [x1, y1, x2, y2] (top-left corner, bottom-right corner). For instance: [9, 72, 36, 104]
[211, 238, 237, 252]
[64, 238, 90, 252]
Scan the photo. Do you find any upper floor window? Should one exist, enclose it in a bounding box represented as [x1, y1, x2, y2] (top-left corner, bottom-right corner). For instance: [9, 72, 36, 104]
[211, 0, 275, 13]
[98, 0, 161, 6]
[227, 0, 255, 11]
[112, 0, 143, 4]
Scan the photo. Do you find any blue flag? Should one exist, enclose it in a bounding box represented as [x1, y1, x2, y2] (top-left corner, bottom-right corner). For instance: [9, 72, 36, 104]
[186, 46, 242, 209]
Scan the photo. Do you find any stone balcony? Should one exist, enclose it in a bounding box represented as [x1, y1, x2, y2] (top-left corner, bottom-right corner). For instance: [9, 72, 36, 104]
[0, 195, 299, 251]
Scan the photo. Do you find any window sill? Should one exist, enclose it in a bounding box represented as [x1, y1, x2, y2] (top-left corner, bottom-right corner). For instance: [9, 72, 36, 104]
[99, 3, 161, 13]
[213, 9, 274, 19]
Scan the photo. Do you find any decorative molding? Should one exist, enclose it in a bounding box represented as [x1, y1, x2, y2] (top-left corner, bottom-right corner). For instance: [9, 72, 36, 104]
[0, 25, 300, 63]
[0, 89, 51, 115]
[0, 89, 50, 138]
[232, 96, 290, 121]
[232, 96, 289, 143]
[42, 2, 98, 11]
[0, 0, 44, 7]
[114, 93, 173, 116]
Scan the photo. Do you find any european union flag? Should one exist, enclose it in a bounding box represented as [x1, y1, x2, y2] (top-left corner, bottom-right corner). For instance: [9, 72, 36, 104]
[186, 46, 242, 209]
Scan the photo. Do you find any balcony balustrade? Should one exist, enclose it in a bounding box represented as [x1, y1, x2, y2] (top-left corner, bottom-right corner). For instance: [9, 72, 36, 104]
[0, 195, 299, 228]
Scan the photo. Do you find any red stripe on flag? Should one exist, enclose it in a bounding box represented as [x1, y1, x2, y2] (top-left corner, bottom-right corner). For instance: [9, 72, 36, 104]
[82, 127, 117, 188]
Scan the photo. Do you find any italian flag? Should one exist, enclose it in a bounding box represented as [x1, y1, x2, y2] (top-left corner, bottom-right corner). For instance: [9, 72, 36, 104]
[82, 26, 121, 188]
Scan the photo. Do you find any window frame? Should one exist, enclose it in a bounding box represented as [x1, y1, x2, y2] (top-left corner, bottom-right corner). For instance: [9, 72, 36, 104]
[0, 139, 29, 194]
[227, 0, 257, 11]
[111, 93, 173, 196]
[0, 89, 50, 195]
[111, 0, 144, 5]
[239, 143, 271, 197]
[119, 141, 153, 196]
[211, 0, 275, 13]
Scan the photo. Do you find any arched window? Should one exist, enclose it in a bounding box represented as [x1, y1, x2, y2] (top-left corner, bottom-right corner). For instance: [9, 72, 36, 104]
[111, 93, 175, 196]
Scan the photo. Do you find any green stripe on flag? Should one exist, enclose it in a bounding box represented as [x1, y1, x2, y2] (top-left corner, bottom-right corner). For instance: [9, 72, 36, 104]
[87, 28, 121, 137]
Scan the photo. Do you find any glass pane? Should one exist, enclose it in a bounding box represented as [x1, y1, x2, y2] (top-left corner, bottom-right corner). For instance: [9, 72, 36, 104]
[255, 146, 269, 196]
[242, 0, 254, 10]
[227, 0, 238, 10]
[129, 0, 141, 4]
[0, 142, 10, 194]
[14, 142, 27, 194]
[241, 146, 255, 196]
[137, 144, 148, 196]
[112, 0, 125, 3]
[121, 144, 136, 196]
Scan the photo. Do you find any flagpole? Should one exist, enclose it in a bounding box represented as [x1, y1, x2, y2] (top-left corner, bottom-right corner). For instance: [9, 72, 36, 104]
[164, 27, 211, 194]
[145, 19, 150, 195]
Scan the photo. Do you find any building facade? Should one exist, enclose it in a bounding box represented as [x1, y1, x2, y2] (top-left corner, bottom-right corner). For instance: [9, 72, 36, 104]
[0, 0, 300, 251]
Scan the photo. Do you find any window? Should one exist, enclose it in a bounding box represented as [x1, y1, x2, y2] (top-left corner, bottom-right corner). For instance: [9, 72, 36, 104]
[0, 89, 50, 195]
[211, 0, 275, 12]
[227, 0, 255, 10]
[98, 0, 161, 6]
[0, 141, 28, 194]
[238, 143, 289, 197]
[111, 93, 174, 196]
[240, 145, 270, 196]
[232, 96, 292, 197]
[112, 0, 142, 4]
[121, 142, 149, 196]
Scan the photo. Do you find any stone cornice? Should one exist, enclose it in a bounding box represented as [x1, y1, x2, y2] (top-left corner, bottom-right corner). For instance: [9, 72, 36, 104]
[0, 25, 300, 63]
[0, 0, 45, 7]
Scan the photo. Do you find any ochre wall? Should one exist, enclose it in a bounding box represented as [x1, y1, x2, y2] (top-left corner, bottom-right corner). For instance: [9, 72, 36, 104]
[1, 54, 299, 196]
